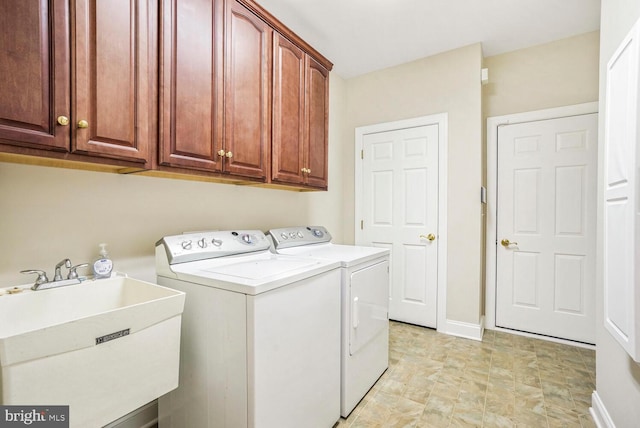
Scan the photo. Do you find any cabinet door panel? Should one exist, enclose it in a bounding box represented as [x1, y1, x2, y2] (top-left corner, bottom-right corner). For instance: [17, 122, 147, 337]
[0, 0, 70, 151]
[305, 57, 329, 189]
[224, 0, 271, 179]
[73, 0, 152, 164]
[160, 0, 223, 171]
[271, 33, 305, 185]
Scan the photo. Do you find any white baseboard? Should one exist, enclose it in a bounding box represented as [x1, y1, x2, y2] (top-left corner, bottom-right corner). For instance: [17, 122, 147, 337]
[591, 391, 616, 428]
[443, 316, 484, 341]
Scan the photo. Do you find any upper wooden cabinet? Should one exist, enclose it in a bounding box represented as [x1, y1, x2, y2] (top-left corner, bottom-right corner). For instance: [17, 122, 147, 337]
[272, 33, 330, 189]
[0, 0, 153, 165]
[159, 0, 270, 181]
[159, 0, 224, 172]
[72, 0, 154, 164]
[304, 56, 330, 189]
[0, 0, 331, 189]
[223, 0, 271, 180]
[0, 0, 70, 152]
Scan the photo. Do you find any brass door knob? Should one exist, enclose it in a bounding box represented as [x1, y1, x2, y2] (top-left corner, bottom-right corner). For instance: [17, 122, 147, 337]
[501, 239, 518, 247]
[57, 116, 69, 126]
[218, 149, 226, 157]
[420, 233, 436, 241]
[77, 119, 89, 129]
[225, 151, 233, 158]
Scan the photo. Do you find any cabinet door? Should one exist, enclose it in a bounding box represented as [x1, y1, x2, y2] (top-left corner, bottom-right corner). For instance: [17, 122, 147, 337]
[271, 33, 305, 185]
[73, 0, 153, 164]
[305, 57, 329, 189]
[159, 0, 223, 171]
[224, 0, 271, 179]
[0, 0, 70, 151]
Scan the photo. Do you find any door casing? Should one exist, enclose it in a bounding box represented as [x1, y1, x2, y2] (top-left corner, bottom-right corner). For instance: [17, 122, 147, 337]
[486, 102, 598, 347]
[355, 113, 448, 334]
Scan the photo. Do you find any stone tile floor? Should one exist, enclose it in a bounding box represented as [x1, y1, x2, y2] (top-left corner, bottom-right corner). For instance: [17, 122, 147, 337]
[336, 321, 596, 427]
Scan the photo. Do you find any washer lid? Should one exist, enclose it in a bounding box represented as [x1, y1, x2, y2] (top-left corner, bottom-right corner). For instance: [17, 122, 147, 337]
[167, 252, 340, 295]
[275, 243, 389, 267]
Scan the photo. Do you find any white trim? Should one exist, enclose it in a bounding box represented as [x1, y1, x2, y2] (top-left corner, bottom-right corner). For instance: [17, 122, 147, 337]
[442, 316, 485, 341]
[487, 326, 596, 350]
[591, 391, 616, 428]
[485, 102, 599, 333]
[354, 113, 448, 333]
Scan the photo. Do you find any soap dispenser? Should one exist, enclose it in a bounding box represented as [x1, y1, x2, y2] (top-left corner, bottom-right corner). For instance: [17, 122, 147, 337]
[93, 243, 113, 279]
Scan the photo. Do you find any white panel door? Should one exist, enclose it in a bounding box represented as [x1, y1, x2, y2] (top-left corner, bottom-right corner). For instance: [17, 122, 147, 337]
[361, 125, 439, 328]
[496, 113, 597, 344]
[603, 20, 640, 361]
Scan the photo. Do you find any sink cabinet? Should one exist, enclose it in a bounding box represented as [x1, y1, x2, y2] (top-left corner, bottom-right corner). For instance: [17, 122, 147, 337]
[0, 0, 155, 166]
[271, 34, 330, 189]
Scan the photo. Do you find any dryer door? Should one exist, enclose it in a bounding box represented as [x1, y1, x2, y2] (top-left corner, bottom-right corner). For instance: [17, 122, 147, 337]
[349, 260, 389, 355]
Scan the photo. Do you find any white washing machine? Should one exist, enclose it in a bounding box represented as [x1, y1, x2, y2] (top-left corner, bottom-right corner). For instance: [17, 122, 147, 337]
[267, 226, 390, 417]
[155, 230, 341, 428]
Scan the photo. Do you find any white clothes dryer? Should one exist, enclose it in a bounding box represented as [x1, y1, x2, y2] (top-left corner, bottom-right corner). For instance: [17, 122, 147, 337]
[267, 226, 390, 417]
[155, 230, 341, 428]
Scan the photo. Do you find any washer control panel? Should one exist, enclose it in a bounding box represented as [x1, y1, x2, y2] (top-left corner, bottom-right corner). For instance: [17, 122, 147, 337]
[267, 226, 332, 249]
[157, 230, 270, 264]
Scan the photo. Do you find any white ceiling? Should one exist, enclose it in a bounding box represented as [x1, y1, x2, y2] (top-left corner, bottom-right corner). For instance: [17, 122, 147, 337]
[256, 0, 602, 79]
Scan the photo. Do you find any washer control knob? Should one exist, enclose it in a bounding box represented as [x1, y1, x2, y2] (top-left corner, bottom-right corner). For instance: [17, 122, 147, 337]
[212, 238, 223, 247]
[297, 231, 304, 238]
[241, 234, 253, 244]
[312, 229, 324, 238]
[280, 233, 288, 240]
[289, 232, 296, 238]
[198, 238, 207, 248]
[181, 240, 193, 250]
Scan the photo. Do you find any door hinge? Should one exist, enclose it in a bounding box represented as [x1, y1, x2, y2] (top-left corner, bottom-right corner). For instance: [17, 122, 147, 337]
[361, 149, 364, 159]
[360, 220, 364, 230]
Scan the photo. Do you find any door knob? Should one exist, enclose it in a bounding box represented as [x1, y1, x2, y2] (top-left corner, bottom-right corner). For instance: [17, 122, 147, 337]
[501, 239, 518, 247]
[218, 149, 226, 157]
[57, 116, 69, 126]
[77, 119, 89, 129]
[420, 233, 436, 241]
[225, 151, 233, 158]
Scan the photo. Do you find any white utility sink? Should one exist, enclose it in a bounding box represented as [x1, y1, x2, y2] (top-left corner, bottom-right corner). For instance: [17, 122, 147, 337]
[0, 275, 185, 428]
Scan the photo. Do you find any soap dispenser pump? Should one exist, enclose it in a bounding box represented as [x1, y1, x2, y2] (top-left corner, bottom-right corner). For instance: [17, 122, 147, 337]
[93, 243, 113, 279]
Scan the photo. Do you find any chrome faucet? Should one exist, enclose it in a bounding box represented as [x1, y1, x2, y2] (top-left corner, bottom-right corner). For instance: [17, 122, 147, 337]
[21, 259, 89, 290]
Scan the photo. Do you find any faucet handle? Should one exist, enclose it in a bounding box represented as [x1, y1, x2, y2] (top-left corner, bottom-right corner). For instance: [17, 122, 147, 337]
[68, 263, 89, 279]
[20, 269, 50, 288]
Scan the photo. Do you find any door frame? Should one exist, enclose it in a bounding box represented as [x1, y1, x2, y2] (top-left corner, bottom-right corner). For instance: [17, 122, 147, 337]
[354, 113, 448, 333]
[485, 102, 598, 341]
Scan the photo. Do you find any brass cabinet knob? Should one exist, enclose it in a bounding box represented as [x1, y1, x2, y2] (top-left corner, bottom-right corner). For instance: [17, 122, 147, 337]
[501, 239, 518, 247]
[77, 119, 89, 129]
[301, 168, 311, 174]
[225, 151, 233, 158]
[419, 233, 436, 241]
[218, 149, 226, 157]
[57, 116, 69, 126]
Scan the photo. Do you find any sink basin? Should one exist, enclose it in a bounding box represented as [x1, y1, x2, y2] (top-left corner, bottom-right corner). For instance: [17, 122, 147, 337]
[0, 275, 185, 428]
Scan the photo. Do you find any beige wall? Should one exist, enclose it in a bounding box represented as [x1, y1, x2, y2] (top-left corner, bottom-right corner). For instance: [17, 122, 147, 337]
[596, 1, 640, 426]
[483, 31, 600, 119]
[344, 43, 484, 325]
[0, 73, 349, 287]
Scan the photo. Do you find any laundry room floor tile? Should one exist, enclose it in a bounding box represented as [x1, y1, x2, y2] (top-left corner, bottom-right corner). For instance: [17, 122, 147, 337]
[335, 321, 596, 428]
